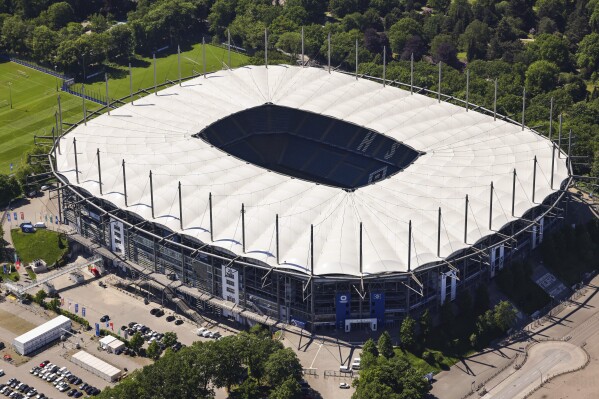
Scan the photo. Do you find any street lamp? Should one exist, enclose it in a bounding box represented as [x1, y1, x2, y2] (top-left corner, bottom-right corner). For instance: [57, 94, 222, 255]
[8, 81, 12, 109]
[54, 65, 58, 92]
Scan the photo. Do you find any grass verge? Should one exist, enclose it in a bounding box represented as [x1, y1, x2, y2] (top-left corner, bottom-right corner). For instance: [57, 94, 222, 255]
[11, 228, 68, 265]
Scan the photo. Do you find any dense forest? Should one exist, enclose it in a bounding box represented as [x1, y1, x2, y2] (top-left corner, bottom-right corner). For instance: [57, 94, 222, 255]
[0, 0, 597, 187]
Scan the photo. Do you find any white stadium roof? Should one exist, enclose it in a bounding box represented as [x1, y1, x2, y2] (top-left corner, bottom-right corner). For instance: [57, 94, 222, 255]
[56, 65, 569, 277]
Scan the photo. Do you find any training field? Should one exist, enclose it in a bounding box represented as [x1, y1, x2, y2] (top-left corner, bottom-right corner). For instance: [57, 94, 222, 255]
[82, 43, 249, 102]
[0, 61, 97, 174]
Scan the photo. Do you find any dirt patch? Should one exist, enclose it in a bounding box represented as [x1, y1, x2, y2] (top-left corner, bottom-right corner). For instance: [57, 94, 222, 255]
[0, 308, 37, 335]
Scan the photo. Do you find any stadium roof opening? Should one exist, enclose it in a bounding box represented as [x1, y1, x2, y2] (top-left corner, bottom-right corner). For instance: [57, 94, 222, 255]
[195, 104, 422, 189]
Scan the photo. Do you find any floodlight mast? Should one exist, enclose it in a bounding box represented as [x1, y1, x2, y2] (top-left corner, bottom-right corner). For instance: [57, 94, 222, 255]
[105, 73, 110, 115]
[203, 37, 207, 77]
[241, 203, 246, 253]
[327, 33, 331, 73]
[465, 69, 470, 111]
[73, 138, 79, 183]
[557, 114, 562, 158]
[301, 26, 304, 67]
[97, 148, 102, 195]
[464, 194, 469, 244]
[129, 63, 133, 104]
[149, 170, 154, 219]
[153, 53, 157, 95]
[177, 45, 181, 86]
[382, 46, 386, 87]
[437, 61, 441, 103]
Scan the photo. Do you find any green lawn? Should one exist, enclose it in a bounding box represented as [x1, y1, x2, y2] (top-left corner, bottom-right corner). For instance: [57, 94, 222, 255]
[0, 60, 100, 173]
[11, 228, 68, 266]
[0, 265, 20, 282]
[83, 44, 249, 102]
[395, 348, 460, 374]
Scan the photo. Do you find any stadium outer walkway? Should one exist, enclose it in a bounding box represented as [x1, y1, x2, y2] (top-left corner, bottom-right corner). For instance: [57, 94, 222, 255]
[431, 272, 599, 399]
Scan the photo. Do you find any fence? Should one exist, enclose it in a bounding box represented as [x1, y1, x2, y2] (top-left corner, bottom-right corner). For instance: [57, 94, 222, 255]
[0, 54, 70, 81]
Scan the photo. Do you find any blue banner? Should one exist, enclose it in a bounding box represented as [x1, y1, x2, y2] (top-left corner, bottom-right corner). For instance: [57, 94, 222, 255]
[74, 304, 78, 314]
[290, 318, 306, 330]
[105, 321, 110, 327]
[55, 216, 58, 224]
[3, 265, 6, 274]
[370, 292, 385, 325]
[82, 307, 86, 317]
[95, 323, 100, 337]
[335, 292, 351, 329]
[13, 212, 17, 221]
[6, 213, 10, 222]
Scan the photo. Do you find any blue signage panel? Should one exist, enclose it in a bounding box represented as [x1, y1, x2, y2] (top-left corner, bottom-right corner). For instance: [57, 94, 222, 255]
[94, 323, 100, 337]
[290, 318, 306, 330]
[370, 292, 385, 324]
[335, 292, 351, 329]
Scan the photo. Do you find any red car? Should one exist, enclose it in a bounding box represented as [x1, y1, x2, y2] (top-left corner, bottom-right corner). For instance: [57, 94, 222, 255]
[39, 360, 49, 367]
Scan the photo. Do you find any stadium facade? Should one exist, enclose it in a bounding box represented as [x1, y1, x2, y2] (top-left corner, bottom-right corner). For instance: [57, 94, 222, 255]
[51, 65, 570, 332]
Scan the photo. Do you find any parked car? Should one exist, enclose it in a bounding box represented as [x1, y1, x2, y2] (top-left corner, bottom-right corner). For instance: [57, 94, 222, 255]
[166, 315, 175, 322]
[339, 382, 350, 389]
[154, 309, 164, 317]
[99, 315, 110, 322]
[150, 308, 160, 315]
[174, 319, 183, 325]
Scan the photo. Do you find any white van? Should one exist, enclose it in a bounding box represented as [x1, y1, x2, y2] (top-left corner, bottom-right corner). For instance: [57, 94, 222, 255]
[34, 222, 47, 229]
[196, 327, 207, 336]
[351, 357, 361, 370]
[339, 364, 351, 373]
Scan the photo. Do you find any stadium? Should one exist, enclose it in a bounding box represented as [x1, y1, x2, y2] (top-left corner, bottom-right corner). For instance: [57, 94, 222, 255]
[50, 65, 570, 332]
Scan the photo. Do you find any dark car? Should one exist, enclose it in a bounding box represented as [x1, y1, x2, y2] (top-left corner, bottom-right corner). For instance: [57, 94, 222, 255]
[73, 377, 82, 385]
[120, 325, 127, 331]
[128, 321, 137, 328]
[67, 389, 76, 397]
[100, 315, 110, 322]
[165, 315, 175, 322]
[150, 308, 160, 315]
[154, 309, 164, 317]
[92, 388, 101, 395]
[174, 319, 183, 325]
[79, 383, 88, 390]
[0, 341, 4, 350]
[73, 391, 83, 398]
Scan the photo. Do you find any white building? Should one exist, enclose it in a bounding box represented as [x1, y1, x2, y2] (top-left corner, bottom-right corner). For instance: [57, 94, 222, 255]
[13, 315, 71, 355]
[71, 351, 121, 382]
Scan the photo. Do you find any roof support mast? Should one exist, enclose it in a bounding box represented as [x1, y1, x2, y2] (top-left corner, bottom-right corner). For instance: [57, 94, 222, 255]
[410, 53, 414, 94]
[382, 46, 386, 87]
[407, 220, 412, 272]
[275, 214, 279, 264]
[465, 69, 469, 111]
[105, 73, 110, 115]
[203, 37, 207, 76]
[355, 38, 358, 80]
[327, 33, 331, 73]
[532, 156, 537, 203]
[359, 222, 364, 292]
[177, 45, 181, 86]
[122, 159, 128, 207]
[129, 63, 133, 105]
[521, 87, 526, 130]
[437, 207, 441, 257]
[493, 78, 497, 120]
[241, 203, 246, 253]
[301, 26, 304, 67]
[489, 181, 494, 230]
[557, 114, 562, 158]
[153, 53, 157, 95]
[549, 98, 555, 189]
[73, 138, 79, 184]
[96, 149, 102, 195]
[512, 169, 517, 216]
[209, 192, 214, 241]
[264, 29, 268, 68]
[227, 29, 231, 68]
[464, 195, 468, 244]
[149, 171, 154, 219]
[178, 181, 183, 230]
[437, 61, 442, 103]
[81, 84, 86, 125]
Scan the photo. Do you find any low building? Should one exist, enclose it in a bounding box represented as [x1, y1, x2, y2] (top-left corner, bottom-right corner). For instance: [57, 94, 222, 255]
[13, 315, 71, 355]
[99, 335, 126, 353]
[71, 351, 121, 382]
[29, 259, 47, 273]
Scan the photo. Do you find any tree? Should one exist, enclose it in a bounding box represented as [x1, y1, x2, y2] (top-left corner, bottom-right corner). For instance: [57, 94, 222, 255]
[162, 332, 178, 348]
[129, 332, 144, 353]
[399, 316, 416, 350]
[239, 330, 282, 381]
[493, 301, 517, 332]
[576, 33, 599, 76]
[377, 330, 394, 359]
[269, 378, 302, 399]
[34, 289, 47, 304]
[147, 340, 161, 360]
[1, 15, 29, 53]
[46, 2, 75, 29]
[388, 18, 423, 55]
[236, 376, 260, 399]
[431, 34, 460, 68]
[525, 60, 559, 95]
[31, 25, 59, 64]
[535, 34, 571, 71]
[329, 0, 361, 18]
[264, 348, 302, 387]
[361, 338, 379, 369]
[208, 0, 237, 36]
[419, 309, 431, 342]
[212, 336, 245, 391]
[47, 298, 60, 312]
[107, 24, 135, 61]
[428, 0, 451, 13]
[0, 174, 21, 207]
[276, 32, 301, 56]
[536, 0, 566, 30]
[460, 20, 490, 61]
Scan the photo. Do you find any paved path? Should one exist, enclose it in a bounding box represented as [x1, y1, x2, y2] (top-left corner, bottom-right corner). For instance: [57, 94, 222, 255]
[481, 341, 586, 399]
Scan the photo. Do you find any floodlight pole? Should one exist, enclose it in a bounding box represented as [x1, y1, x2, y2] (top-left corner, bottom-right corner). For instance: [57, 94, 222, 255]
[465, 69, 470, 111]
[512, 168, 517, 217]
[177, 45, 181, 86]
[438, 61, 442, 103]
[178, 181, 183, 230]
[149, 170, 155, 219]
[275, 214, 280, 264]
[493, 78, 497, 121]
[532, 156, 537, 203]
[567, 129, 572, 167]
[410, 53, 414, 94]
[209, 192, 214, 241]
[489, 181, 494, 230]
[57, 95, 63, 135]
[241, 203, 246, 253]
[327, 33, 331, 73]
[301, 26, 304, 67]
[97, 148, 102, 195]
[359, 222, 363, 276]
[521, 87, 526, 131]
[382, 46, 386, 87]
[227, 29, 231, 68]
[105, 73, 110, 115]
[557, 114, 562, 158]
[202, 37, 207, 77]
[436, 208, 442, 258]
[355, 38, 359, 80]
[73, 138, 79, 184]
[81, 84, 86, 125]
[407, 220, 412, 272]
[264, 29, 268, 68]
[153, 53, 157, 95]
[122, 159, 128, 207]
[129, 63, 133, 105]
[464, 194, 469, 244]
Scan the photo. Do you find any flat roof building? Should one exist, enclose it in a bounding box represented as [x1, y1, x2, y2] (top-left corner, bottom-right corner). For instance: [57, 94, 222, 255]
[13, 315, 71, 355]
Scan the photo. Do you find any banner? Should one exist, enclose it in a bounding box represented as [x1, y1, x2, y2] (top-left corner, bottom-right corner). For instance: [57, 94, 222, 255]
[95, 323, 100, 337]
[68, 300, 72, 309]
[109, 322, 114, 331]
[6, 213, 10, 222]
[82, 307, 86, 317]
[105, 321, 110, 328]
[74, 304, 79, 314]
[370, 292, 385, 325]
[20, 212, 24, 220]
[55, 216, 58, 224]
[335, 292, 351, 329]
[2, 265, 6, 274]
[13, 212, 17, 220]
[290, 318, 306, 329]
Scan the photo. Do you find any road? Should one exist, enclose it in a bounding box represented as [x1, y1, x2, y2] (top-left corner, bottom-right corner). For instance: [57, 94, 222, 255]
[482, 341, 586, 399]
